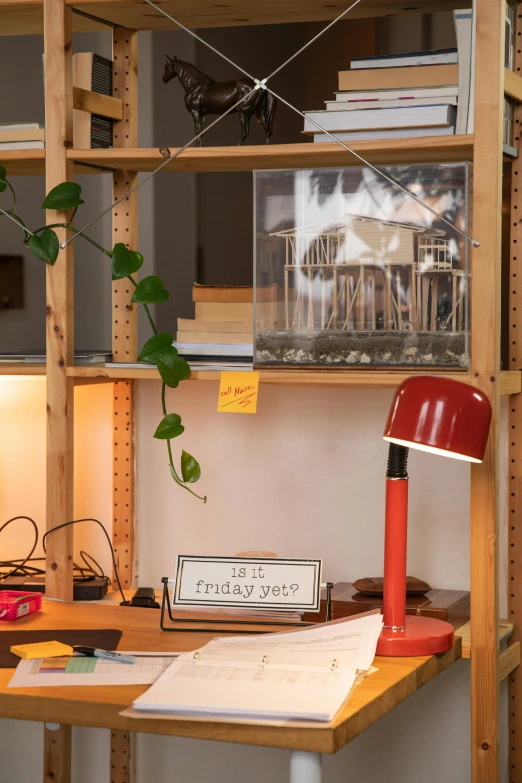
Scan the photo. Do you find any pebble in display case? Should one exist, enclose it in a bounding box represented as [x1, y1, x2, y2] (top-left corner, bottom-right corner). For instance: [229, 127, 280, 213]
[254, 164, 471, 368]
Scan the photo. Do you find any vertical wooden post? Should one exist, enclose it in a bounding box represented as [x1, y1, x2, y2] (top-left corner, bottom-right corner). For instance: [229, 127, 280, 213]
[44, 724, 71, 783]
[44, 4, 75, 778]
[110, 730, 136, 783]
[112, 27, 138, 364]
[44, 0, 74, 602]
[113, 380, 135, 588]
[470, 1, 504, 781]
[509, 4, 522, 779]
[111, 27, 138, 779]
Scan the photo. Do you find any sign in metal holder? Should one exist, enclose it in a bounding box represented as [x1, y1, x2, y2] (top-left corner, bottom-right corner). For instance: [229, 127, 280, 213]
[159, 577, 334, 634]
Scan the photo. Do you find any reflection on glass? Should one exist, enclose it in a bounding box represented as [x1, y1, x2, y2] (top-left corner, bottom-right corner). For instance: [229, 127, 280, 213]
[254, 164, 470, 368]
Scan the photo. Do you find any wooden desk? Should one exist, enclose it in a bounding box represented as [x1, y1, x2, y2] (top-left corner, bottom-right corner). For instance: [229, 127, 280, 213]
[0, 600, 461, 780]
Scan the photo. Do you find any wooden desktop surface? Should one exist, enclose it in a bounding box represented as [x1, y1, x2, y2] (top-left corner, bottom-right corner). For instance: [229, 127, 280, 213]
[0, 599, 461, 754]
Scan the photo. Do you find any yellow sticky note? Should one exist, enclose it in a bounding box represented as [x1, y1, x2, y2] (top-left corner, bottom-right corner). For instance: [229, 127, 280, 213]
[217, 372, 259, 414]
[10, 641, 74, 660]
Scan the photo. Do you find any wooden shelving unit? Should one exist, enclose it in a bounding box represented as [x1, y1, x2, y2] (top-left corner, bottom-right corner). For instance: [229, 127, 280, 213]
[0, 0, 519, 781]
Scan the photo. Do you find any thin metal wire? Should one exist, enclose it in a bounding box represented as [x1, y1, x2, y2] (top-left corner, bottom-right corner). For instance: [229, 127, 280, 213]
[0, 208, 34, 237]
[144, 0, 256, 81]
[63, 0, 479, 249]
[140, 0, 479, 247]
[265, 0, 364, 82]
[61, 89, 257, 248]
[266, 85, 480, 247]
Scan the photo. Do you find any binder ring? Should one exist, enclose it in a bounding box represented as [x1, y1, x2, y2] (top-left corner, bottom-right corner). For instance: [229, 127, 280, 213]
[193, 652, 199, 664]
[331, 658, 337, 671]
[261, 655, 268, 668]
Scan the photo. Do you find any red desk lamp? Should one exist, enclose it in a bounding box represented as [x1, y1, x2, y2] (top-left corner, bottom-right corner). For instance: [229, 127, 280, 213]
[377, 376, 492, 657]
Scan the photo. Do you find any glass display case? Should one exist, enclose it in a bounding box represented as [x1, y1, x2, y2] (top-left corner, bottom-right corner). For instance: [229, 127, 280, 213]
[254, 164, 471, 368]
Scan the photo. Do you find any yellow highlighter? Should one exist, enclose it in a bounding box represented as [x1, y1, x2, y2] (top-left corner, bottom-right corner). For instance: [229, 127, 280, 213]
[10, 641, 74, 660]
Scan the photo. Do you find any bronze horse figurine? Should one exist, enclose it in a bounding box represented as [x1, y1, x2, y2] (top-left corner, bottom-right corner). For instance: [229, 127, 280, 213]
[163, 56, 277, 146]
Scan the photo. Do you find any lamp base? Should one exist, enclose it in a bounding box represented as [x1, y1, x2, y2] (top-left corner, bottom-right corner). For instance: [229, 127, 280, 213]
[376, 615, 454, 657]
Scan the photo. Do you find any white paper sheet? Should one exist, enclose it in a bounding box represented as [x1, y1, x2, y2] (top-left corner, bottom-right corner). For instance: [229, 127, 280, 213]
[8, 652, 180, 688]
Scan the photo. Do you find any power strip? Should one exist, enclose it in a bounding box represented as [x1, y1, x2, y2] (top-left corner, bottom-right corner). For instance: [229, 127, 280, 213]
[2, 576, 108, 601]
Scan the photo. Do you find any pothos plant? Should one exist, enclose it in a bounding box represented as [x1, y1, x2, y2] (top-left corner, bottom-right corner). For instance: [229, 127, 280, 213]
[0, 164, 206, 502]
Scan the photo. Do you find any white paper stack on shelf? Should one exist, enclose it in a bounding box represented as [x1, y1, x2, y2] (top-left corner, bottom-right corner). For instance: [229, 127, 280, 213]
[132, 612, 383, 723]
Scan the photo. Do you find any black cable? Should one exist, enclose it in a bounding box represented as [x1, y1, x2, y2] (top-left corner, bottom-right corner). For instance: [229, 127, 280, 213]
[42, 518, 125, 604]
[0, 516, 38, 581]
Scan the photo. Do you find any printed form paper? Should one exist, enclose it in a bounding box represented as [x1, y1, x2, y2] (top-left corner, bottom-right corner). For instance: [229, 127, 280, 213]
[9, 652, 180, 688]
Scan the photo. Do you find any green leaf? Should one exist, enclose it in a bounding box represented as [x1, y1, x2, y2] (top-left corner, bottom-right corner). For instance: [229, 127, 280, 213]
[28, 229, 60, 265]
[0, 164, 6, 179]
[131, 275, 170, 304]
[181, 450, 201, 484]
[139, 332, 174, 364]
[111, 243, 143, 280]
[154, 413, 184, 440]
[156, 347, 190, 388]
[42, 182, 84, 210]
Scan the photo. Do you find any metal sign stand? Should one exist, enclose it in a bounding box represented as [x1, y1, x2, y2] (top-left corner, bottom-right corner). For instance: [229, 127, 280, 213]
[159, 577, 334, 634]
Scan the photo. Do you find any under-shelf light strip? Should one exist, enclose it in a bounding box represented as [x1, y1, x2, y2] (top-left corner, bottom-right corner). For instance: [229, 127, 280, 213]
[60, 0, 480, 249]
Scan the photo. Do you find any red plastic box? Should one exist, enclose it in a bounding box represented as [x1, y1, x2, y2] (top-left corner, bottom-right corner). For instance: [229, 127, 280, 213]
[0, 591, 42, 621]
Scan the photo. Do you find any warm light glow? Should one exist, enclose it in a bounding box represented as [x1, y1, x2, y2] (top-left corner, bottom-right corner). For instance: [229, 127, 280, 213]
[383, 436, 482, 463]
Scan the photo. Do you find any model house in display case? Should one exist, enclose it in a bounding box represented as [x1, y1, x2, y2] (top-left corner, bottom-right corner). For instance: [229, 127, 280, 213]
[254, 164, 471, 368]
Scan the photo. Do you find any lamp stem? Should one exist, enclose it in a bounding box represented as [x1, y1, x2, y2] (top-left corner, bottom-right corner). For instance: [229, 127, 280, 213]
[383, 444, 409, 630]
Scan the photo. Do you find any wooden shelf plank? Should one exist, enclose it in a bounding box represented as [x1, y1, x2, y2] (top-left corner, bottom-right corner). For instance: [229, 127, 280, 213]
[0, 1, 471, 35]
[456, 620, 514, 660]
[73, 86, 123, 121]
[70, 0, 469, 29]
[69, 137, 474, 173]
[66, 367, 520, 394]
[0, 137, 474, 177]
[0, 1, 102, 35]
[67, 365, 470, 388]
[505, 69, 522, 103]
[0, 599, 461, 754]
[0, 364, 46, 376]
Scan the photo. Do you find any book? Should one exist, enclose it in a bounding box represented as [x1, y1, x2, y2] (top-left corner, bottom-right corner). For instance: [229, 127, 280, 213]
[0, 123, 43, 131]
[195, 302, 254, 321]
[337, 63, 459, 92]
[303, 104, 456, 134]
[0, 350, 112, 364]
[177, 331, 253, 344]
[325, 95, 458, 111]
[311, 126, 455, 142]
[454, 9, 473, 135]
[131, 613, 383, 722]
[333, 86, 459, 102]
[350, 48, 458, 70]
[174, 342, 253, 358]
[0, 126, 44, 143]
[0, 141, 45, 150]
[193, 284, 253, 303]
[177, 318, 252, 333]
[73, 52, 113, 149]
[192, 284, 277, 303]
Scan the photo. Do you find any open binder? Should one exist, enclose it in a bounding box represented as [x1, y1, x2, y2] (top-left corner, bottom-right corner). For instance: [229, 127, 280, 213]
[137, 612, 383, 722]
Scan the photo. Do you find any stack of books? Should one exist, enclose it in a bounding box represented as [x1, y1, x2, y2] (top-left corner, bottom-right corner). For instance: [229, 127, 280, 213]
[0, 123, 45, 151]
[174, 284, 256, 369]
[303, 49, 460, 142]
[303, 4, 516, 148]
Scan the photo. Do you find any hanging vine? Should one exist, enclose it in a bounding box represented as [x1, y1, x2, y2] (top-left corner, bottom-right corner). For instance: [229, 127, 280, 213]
[0, 165, 205, 502]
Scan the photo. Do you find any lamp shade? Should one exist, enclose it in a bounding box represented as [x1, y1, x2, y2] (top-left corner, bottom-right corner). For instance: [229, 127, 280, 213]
[383, 376, 492, 463]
